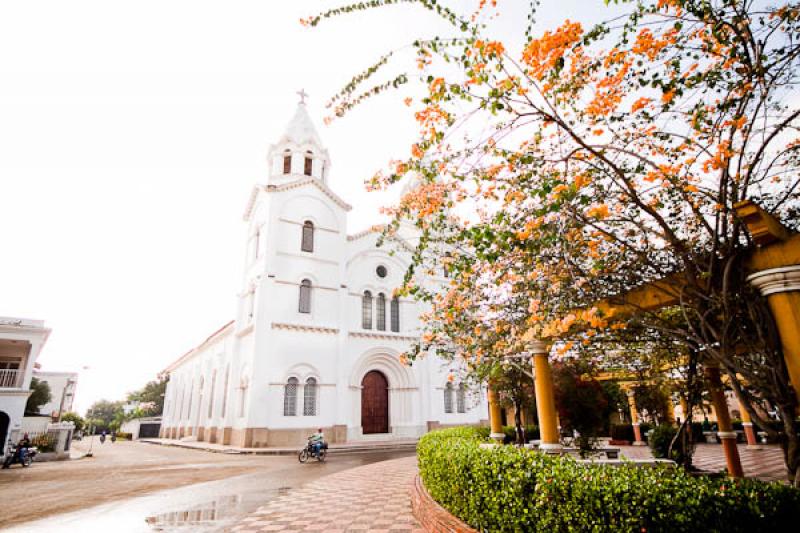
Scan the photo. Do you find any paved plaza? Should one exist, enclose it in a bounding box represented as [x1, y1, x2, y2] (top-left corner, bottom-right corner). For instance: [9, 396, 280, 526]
[232, 456, 423, 533]
[231, 443, 788, 533]
[619, 443, 788, 482]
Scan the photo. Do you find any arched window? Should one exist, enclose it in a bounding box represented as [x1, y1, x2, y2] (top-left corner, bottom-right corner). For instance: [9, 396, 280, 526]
[299, 279, 312, 313]
[457, 383, 467, 413]
[301, 221, 314, 252]
[376, 293, 386, 331]
[238, 372, 249, 418]
[444, 382, 454, 414]
[391, 297, 400, 332]
[362, 291, 373, 329]
[221, 365, 230, 418]
[208, 370, 217, 418]
[304, 151, 313, 176]
[253, 227, 261, 259]
[303, 377, 318, 416]
[283, 150, 292, 174]
[187, 378, 194, 422]
[283, 377, 299, 416]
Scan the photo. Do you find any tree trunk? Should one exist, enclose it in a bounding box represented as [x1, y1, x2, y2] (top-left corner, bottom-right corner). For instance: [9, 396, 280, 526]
[514, 399, 524, 445]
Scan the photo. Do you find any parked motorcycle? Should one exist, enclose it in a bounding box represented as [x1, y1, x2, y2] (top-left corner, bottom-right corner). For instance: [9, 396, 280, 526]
[2, 446, 38, 469]
[298, 438, 327, 463]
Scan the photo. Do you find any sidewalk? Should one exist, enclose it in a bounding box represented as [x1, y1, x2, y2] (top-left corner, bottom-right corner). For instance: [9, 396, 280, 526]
[619, 443, 787, 482]
[139, 438, 418, 456]
[232, 455, 423, 533]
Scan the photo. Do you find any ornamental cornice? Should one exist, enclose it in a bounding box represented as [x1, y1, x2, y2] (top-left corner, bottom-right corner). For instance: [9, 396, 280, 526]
[271, 322, 339, 335]
[346, 225, 415, 254]
[266, 178, 352, 211]
[348, 331, 418, 342]
[746, 265, 800, 296]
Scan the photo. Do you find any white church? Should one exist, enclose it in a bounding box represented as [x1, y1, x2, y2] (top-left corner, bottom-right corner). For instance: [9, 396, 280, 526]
[159, 98, 487, 448]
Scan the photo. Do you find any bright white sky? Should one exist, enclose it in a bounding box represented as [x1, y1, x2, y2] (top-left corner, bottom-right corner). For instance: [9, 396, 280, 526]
[0, 1, 621, 414]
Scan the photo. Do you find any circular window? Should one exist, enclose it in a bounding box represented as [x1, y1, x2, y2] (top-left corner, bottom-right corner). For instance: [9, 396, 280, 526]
[376, 265, 388, 278]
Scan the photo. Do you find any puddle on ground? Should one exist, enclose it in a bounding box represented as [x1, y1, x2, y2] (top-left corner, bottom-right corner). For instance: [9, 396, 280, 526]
[145, 495, 242, 530]
[144, 487, 293, 531]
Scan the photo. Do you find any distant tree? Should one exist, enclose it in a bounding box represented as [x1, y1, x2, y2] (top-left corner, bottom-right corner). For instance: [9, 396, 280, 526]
[60, 412, 85, 433]
[493, 362, 537, 444]
[25, 377, 52, 414]
[85, 399, 124, 433]
[633, 382, 672, 425]
[553, 360, 608, 454]
[127, 377, 168, 415]
[600, 381, 627, 430]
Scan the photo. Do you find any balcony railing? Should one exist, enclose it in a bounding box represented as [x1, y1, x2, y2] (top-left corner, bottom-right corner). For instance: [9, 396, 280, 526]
[0, 368, 21, 388]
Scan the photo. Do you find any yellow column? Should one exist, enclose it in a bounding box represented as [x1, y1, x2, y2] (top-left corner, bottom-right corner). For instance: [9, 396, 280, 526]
[679, 396, 689, 422]
[531, 341, 561, 451]
[747, 266, 800, 403]
[626, 388, 646, 445]
[705, 366, 744, 478]
[487, 384, 504, 444]
[666, 394, 676, 424]
[737, 396, 759, 447]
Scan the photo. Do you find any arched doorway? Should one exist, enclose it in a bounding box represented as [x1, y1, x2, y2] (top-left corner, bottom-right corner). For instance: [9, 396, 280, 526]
[0, 411, 9, 454]
[361, 370, 389, 434]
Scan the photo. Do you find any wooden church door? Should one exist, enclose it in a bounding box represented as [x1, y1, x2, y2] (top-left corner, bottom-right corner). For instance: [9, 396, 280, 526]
[361, 370, 389, 434]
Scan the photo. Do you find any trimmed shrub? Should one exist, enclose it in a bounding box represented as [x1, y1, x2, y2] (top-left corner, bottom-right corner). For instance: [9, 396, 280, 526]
[417, 427, 800, 532]
[115, 432, 133, 440]
[610, 423, 634, 442]
[649, 424, 688, 464]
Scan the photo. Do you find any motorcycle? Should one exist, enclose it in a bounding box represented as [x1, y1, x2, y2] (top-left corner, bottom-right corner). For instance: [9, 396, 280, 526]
[298, 438, 327, 463]
[2, 446, 38, 469]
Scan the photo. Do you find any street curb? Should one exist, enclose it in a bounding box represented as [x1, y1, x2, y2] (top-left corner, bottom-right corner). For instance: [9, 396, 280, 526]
[138, 439, 418, 456]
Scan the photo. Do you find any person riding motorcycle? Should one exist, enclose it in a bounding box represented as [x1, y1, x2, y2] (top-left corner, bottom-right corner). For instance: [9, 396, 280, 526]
[309, 428, 325, 458]
[3, 433, 31, 468]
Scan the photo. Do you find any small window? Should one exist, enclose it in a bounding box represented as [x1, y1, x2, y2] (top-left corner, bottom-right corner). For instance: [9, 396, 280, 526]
[284, 377, 299, 416]
[391, 297, 400, 332]
[376, 265, 387, 278]
[444, 382, 454, 413]
[303, 377, 318, 416]
[362, 291, 373, 329]
[301, 221, 314, 252]
[299, 279, 312, 313]
[304, 151, 313, 176]
[283, 151, 292, 174]
[376, 293, 386, 331]
[457, 383, 467, 413]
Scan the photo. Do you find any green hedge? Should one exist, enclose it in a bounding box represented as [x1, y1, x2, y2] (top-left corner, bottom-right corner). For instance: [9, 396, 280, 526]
[417, 427, 800, 532]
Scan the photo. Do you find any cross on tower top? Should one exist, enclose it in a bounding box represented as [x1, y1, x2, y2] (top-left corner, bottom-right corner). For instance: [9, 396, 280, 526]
[297, 89, 308, 105]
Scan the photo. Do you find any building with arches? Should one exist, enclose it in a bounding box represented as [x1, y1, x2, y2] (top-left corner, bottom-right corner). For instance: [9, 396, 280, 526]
[159, 100, 487, 447]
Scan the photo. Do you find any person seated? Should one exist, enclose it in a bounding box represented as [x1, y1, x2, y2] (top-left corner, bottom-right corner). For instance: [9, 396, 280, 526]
[309, 428, 325, 457]
[16, 433, 30, 462]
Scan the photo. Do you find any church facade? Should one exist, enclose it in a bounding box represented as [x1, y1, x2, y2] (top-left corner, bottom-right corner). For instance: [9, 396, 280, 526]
[159, 101, 487, 447]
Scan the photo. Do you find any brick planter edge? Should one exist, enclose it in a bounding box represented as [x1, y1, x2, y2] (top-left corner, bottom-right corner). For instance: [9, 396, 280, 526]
[411, 475, 479, 533]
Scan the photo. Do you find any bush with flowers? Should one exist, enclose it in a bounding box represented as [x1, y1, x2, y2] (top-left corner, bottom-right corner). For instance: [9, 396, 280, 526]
[417, 427, 799, 532]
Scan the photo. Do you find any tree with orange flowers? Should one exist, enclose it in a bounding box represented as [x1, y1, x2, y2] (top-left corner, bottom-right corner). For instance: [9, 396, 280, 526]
[313, 1, 800, 484]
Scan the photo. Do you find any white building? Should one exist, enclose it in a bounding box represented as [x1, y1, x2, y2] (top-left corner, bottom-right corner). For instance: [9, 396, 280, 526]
[33, 370, 78, 419]
[0, 317, 50, 457]
[160, 100, 487, 447]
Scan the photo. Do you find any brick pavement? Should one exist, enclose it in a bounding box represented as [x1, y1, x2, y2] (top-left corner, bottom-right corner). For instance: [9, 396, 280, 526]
[231, 443, 789, 533]
[231, 455, 423, 533]
[619, 443, 788, 482]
